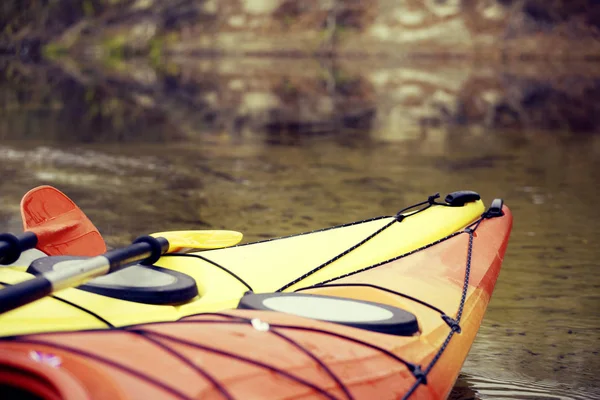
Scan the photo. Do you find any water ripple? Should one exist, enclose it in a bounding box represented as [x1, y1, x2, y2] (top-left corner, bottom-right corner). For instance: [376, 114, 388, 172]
[454, 373, 599, 400]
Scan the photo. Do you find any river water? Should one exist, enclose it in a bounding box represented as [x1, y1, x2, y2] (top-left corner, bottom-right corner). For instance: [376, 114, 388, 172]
[0, 56, 599, 399]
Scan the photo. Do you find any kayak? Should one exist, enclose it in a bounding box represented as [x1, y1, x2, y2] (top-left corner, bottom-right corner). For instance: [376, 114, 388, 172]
[1, 191, 488, 337]
[0, 191, 513, 399]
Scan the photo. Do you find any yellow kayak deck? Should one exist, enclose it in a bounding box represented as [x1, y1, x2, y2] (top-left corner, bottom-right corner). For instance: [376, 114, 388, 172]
[0, 200, 484, 337]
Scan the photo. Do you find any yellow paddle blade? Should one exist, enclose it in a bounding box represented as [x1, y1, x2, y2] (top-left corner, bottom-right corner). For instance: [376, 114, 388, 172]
[150, 230, 243, 252]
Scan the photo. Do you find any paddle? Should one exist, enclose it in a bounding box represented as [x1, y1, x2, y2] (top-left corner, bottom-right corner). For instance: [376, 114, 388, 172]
[2, 183, 245, 312]
[0, 234, 189, 314]
[0, 228, 243, 266]
[20, 186, 243, 255]
[20, 185, 106, 256]
[151, 230, 243, 252]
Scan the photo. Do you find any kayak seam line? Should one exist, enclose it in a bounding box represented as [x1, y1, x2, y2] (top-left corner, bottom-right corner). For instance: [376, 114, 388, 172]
[229, 216, 394, 249]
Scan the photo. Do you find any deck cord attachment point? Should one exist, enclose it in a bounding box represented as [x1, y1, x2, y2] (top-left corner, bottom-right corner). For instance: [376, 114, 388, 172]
[483, 199, 504, 219]
[441, 315, 462, 333]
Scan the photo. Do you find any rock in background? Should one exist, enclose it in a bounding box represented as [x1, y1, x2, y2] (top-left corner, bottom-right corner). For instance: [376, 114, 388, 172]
[1, 0, 599, 140]
[2, 0, 600, 58]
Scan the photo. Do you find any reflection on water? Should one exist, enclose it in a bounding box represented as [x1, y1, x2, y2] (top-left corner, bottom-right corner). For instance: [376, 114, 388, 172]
[0, 55, 599, 399]
[2, 55, 599, 145]
[452, 372, 599, 400]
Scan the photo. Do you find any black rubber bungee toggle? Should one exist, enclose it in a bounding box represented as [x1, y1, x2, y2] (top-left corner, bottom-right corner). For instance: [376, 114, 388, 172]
[394, 192, 444, 221]
[444, 191, 481, 207]
[133, 235, 166, 265]
[442, 315, 462, 333]
[428, 193, 441, 204]
[483, 198, 504, 218]
[411, 365, 428, 384]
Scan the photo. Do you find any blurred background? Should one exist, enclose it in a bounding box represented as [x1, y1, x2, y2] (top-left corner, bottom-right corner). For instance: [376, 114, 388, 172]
[1, 1, 599, 398]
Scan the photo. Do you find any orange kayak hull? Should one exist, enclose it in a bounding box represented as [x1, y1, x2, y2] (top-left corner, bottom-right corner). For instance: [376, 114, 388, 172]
[0, 206, 512, 399]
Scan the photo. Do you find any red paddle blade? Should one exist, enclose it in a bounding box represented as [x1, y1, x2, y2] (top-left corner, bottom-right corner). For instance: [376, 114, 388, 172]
[20, 186, 106, 256]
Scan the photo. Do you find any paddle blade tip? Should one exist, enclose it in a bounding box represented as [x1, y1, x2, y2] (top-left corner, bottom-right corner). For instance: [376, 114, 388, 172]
[20, 185, 107, 256]
[151, 230, 243, 251]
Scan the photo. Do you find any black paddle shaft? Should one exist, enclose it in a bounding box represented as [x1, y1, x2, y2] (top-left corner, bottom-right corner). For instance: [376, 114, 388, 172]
[0, 236, 168, 315]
